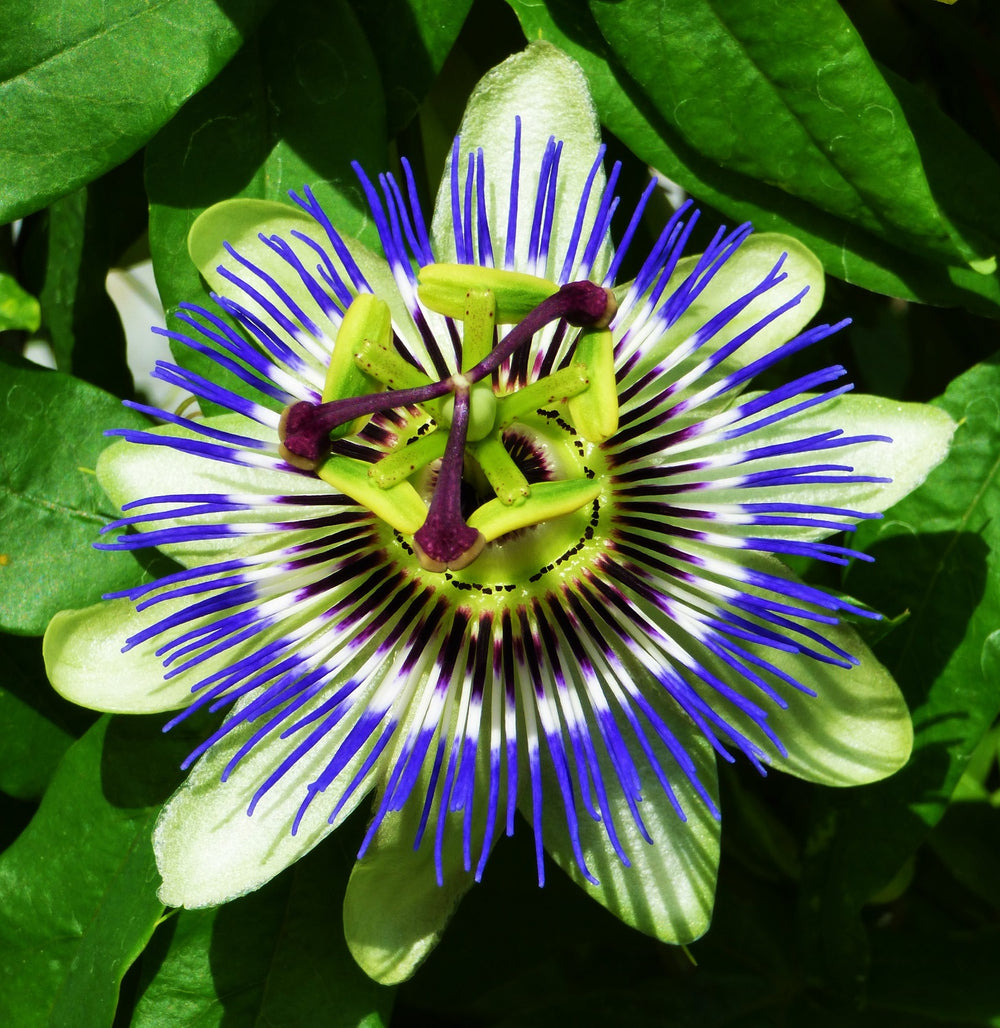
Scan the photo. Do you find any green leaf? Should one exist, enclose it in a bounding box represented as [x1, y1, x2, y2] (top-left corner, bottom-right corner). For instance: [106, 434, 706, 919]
[588, 0, 984, 269]
[21, 156, 147, 396]
[133, 838, 392, 1027]
[0, 715, 191, 1027]
[0, 632, 94, 800]
[0, 273, 39, 332]
[798, 354, 1000, 996]
[0, 354, 153, 635]
[146, 0, 386, 407]
[347, 0, 474, 132]
[505, 0, 1000, 315]
[0, 0, 274, 223]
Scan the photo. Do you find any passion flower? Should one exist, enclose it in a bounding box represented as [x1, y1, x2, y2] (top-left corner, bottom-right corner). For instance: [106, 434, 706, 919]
[44, 42, 953, 984]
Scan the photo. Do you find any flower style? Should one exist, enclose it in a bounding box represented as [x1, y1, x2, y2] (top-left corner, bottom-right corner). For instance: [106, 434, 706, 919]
[44, 43, 953, 984]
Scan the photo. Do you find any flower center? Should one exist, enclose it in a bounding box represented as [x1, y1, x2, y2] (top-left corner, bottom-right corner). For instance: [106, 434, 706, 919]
[277, 264, 619, 573]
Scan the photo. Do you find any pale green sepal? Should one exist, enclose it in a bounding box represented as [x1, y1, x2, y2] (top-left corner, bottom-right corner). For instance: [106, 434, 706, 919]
[318, 454, 427, 533]
[524, 691, 720, 944]
[764, 618, 913, 786]
[187, 198, 423, 356]
[154, 704, 379, 909]
[700, 394, 956, 540]
[97, 415, 334, 567]
[568, 328, 619, 442]
[343, 820, 477, 986]
[430, 42, 611, 279]
[43, 594, 313, 717]
[417, 264, 556, 324]
[44, 599, 198, 714]
[684, 548, 913, 786]
[632, 234, 824, 391]
[468, 478, 601, 540]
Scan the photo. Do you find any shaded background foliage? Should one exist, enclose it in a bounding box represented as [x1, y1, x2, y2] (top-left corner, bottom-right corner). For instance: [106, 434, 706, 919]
[1, 0, 1000, 1024]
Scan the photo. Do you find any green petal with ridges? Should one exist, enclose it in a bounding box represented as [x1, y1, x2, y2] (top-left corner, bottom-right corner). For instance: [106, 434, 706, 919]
[343, 722, 500, 985]
[693, 393, 956, 540]
[343, 814, 478, 986]
[97, 415, 334, 567]
[525, 679, 720, 944]
[683, 548, 913, 786]
[154, 701, 380, 909]
[188, 198, 423, 355]
[430, 41, 610, 278]
[765, 619, 913, 786]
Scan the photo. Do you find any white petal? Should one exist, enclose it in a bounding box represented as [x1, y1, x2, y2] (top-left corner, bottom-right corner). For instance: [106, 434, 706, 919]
[430, 41, 610, 278]
[97, 414, 329, 566]
[187, 198, 424, 354]
[154, 703, 378, 909]
[697, 393, 956, 538]
[638, 233, 825, 381]
[44, 599, 197, 713]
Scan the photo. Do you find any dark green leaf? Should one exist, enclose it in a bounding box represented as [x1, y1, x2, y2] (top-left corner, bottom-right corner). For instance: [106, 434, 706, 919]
[798, 355, 1000, 997]
[133, 831, 392, 1027]
[0, 714, 194, 1027]
[588, 0, 986, 269]
[22, 156, 147, 397]
[927, 798, 1000, 915]
[0, 633, 95, 800]
[145, 0, 387, 405]
[505, 0, 1000, 315]
[347, 0, 474, 132]
[0, 353, 150, 634]
[869, 921, 1000, 1025]
[0, 273, 39, 332]
[0, 0, 275, 223]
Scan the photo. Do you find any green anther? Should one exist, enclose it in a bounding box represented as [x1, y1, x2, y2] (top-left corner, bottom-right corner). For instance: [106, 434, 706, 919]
[317, 453, 427, 534]
[496, 365, 591, 426]
[440, 382, 498, 442]
[459, 287, 497, 370]
[469, 434, 530, 506]
[468, 478, 602, 541]
[323, 293, 386, 436]
[418, 264, 558, 324]
[568, 328, 619, 443]
[368, 430, 447, 489]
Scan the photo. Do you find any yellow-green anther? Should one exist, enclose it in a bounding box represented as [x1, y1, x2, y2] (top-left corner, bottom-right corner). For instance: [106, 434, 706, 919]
[317, 453, 427, 534]
[496, 365, 590, 426]
[468, 478, 602, 541]
[459, 287, 497, 370]
[568, 328, 619, 443]
[469, 434, 530, 507]
[368, 430, 447, 489]
[353, 337, 434, 393]
[418, 264, 558, 324]
[322, 294, 387, 435]
[440, 381, 498, 442]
